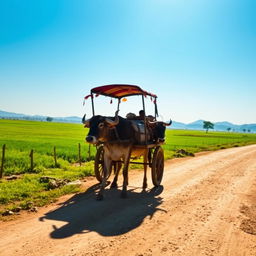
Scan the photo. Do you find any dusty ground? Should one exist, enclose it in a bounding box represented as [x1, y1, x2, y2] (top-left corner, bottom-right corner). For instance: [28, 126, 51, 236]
[0, 144, 256, 256]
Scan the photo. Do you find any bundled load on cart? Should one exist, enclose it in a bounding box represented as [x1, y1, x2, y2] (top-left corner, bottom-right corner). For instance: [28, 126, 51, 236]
[82, 84, 172, 200]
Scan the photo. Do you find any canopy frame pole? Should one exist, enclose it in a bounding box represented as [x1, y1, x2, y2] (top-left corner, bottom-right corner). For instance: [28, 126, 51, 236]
[117, 98, 121, 113]
[91, 93, 95, 116]
[154, 97, 158, 118]
[142, 95, 148, 145]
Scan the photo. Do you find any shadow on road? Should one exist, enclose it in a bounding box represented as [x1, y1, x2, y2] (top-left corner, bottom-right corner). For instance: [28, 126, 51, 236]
[39, 184, 164, 239]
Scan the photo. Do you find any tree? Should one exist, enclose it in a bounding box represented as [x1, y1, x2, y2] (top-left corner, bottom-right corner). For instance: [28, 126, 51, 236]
[46, 117, 53, 122]
[248, 129, 251, 133]
[203, 121, 214, 133]
[243, 128, 246, 133]
[227, 127, 231, 132]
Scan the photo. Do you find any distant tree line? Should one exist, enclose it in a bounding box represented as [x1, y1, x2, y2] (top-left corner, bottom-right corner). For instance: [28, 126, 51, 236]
[202, 121, 252, 133]
[0, 116, 53, 122]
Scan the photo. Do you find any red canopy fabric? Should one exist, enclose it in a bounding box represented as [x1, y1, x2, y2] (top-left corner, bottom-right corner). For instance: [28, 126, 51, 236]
[90, 84, 157, 99]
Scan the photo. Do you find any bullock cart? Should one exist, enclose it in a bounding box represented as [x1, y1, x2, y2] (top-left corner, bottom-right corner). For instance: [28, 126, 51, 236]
[94, 142, 164, 186]
[83, 84, 171, 189]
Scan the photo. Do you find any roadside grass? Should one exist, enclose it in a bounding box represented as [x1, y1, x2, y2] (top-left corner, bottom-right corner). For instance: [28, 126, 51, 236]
[3, 150, 71, 175]
[0, 119, 256, 217]
[0, 164, 94, 217]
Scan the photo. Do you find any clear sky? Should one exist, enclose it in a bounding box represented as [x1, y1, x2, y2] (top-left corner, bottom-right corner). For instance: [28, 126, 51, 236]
[0, 0, 255, 124]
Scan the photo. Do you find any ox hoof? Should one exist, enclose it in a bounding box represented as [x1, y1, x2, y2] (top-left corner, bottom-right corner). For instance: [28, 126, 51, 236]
[120, 191, 127, 199]
[110, 182, 118, 189]
[143, 183, 147, 190]
[96, 194, 104, 201]
[142, 188, 147, 193]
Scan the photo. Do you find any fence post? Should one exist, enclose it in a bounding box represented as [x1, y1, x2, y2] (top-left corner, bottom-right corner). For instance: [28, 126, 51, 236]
[78, 143, 81, 166]
[29, 149, 34, 172]
[53, 146, 57, 167]
[0, 144, 6, 179]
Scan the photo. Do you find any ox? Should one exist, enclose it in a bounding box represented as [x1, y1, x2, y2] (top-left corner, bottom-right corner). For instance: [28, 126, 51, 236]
[83, 111, 137, 200]
[83, 112, 172, 200]
[147, 119, 172, 143]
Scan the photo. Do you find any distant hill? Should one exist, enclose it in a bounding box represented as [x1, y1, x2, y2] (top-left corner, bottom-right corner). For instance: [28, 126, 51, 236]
[171, 121, 186, 130]
[0, 110, 255, 132]
[171, 119, 256, 132]
[186, 120, 205, 130]
[0, 110, 82, 123]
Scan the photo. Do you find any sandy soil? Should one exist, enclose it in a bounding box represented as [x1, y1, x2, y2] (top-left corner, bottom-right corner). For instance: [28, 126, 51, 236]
[0, 145, 256, 256]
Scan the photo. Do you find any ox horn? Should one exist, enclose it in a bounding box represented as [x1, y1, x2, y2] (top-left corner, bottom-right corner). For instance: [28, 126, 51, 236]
[105, 111, 119, 126]
[147, 119, 172, 126]
[163, 119, 172, 127]
[82, 114, 90, 128]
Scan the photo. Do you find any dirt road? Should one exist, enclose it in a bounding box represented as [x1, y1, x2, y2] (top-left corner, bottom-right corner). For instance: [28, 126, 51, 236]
[1, 145, 256, 256]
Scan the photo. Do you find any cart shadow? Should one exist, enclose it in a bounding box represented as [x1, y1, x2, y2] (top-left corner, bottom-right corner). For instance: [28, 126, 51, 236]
[39, 184, 164, 239]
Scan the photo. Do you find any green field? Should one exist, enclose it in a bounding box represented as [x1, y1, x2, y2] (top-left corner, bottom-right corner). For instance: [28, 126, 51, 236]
[163, 128, 256, 159]
[0, 119, 95, 175]
[0, 119, 256, 215]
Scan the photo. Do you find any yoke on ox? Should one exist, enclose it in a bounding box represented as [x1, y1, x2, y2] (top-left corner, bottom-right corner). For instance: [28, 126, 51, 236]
[82, 84, 172, 200]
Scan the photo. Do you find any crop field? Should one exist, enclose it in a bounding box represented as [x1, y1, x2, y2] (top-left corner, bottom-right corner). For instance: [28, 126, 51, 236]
[163, 129, 256, 158]
[1, 119, 256, 174]
[0, 119, 93, 174]
[0, 119, 256, 215]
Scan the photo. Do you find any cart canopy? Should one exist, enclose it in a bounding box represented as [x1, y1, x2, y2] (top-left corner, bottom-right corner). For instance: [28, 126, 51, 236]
[90, 84, 157, 99]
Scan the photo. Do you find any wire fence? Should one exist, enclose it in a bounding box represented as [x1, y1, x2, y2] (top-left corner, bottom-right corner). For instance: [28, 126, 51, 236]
[0, 143, 93, 178]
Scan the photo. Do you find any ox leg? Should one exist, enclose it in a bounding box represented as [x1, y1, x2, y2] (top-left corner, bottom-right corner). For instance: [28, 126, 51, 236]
[148, 149, 152, 167]
[143, 149, 148, 190]
[121, 149, 132, 198]
[111, 162, 122, 188]
[97, 157, 111, 200]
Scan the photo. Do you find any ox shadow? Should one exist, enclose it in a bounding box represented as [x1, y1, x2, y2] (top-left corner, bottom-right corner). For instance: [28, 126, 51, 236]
[39, 184, 164, 239]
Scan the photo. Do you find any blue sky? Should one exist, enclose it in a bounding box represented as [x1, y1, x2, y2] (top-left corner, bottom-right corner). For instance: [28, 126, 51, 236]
[0, 0, 255, 124]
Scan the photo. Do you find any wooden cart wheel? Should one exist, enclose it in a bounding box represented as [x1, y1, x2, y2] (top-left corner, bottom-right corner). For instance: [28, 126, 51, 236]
[94, 146, 111, 182]
[151, 146, 164, 186]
